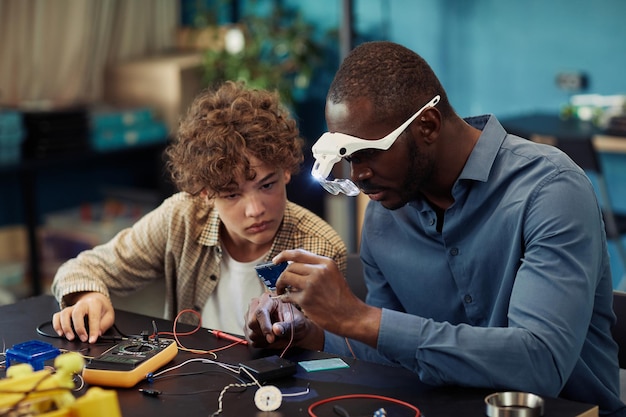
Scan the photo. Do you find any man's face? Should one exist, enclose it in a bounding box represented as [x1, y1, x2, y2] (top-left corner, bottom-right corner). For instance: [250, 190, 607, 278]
[212, 155, 290, 258]
[325, 99, 434, 210]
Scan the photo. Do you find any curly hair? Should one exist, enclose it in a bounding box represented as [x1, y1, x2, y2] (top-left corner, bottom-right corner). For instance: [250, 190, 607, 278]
[327, 41, 455, 122]
[165, 81, 304, 197]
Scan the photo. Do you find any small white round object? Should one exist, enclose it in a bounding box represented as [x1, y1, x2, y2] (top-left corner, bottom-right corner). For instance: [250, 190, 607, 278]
[254, 385, 282, 412]
[224, 27, 245, 54]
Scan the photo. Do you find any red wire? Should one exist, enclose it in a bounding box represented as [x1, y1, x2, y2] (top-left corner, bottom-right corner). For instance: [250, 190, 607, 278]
[279, 303, 296, 358]
[155, 309, 249, 354]
[307, 394, 421, 417]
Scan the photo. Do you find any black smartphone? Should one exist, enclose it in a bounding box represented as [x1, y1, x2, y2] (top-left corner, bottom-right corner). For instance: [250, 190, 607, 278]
[254, 261, 288, 291]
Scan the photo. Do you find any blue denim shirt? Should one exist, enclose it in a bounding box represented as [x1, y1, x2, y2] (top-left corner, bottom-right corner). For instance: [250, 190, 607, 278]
[325, 114, 625, 416]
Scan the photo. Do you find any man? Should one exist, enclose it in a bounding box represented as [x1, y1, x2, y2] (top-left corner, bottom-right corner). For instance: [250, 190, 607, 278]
[51, 81, 347, 343]
[246, 42, 625, 416]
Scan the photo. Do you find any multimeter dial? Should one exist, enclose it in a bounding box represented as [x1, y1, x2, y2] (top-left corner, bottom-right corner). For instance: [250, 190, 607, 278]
[121, 344, 154, 354]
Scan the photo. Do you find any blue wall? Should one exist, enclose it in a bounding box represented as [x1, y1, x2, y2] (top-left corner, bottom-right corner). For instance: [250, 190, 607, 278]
[182, 0, 626, 116]
[281, 0, 626, 119]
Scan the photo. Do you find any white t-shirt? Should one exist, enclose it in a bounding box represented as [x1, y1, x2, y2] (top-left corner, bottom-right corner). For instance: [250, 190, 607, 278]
[201, 247, 267, 335]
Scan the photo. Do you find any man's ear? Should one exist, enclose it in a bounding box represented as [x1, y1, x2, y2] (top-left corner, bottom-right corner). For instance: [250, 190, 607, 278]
[417, 107, 441, 144]
[283, 171, 292, 185]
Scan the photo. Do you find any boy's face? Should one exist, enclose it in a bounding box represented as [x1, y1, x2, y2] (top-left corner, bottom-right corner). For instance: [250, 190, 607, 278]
[212, 155, 290, 261]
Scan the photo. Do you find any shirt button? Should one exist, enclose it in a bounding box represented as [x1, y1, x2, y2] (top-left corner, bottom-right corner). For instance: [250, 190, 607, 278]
[450, 247, 459, 256]
[429, 218, 435, 226]
[464, 294, 473, 303]
[210, 274, 217, 281]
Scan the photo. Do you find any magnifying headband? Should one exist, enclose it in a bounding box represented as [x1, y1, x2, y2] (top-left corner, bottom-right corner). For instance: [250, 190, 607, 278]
[311, 94, 441, 196]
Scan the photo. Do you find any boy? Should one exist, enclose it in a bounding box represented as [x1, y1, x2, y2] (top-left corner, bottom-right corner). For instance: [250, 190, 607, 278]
[52, 81, 347, 343]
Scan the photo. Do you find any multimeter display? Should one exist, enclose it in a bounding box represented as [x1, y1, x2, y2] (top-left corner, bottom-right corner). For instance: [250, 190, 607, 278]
[91, 355, 143, 370]
[83, 337, 178, 387]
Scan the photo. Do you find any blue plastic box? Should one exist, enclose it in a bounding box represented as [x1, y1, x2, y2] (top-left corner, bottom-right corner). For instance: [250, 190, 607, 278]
[6, 340, 61, 371]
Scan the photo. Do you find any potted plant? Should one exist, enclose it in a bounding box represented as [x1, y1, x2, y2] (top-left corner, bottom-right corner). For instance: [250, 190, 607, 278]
[199, 2, 324, 106]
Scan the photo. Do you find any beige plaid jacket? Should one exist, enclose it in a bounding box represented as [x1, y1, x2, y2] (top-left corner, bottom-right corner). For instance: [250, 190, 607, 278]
[51, 192, 347, 325]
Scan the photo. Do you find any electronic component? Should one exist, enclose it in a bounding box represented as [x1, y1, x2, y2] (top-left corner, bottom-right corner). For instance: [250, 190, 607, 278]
[239, 355, 297, 382]
[82, 336, 178, 388]
[254, 261, 288, 291]
[254, 385, 282, 411]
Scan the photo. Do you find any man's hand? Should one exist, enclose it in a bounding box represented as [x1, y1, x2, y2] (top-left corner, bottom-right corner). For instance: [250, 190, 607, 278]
[52, 292, 115, 343]
[245, 292, 325, 350]
[247, 249, 382, 350]
[272, 249, 382, 348]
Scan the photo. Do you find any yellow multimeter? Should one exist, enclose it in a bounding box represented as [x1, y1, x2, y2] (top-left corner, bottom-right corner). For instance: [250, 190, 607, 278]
[82, 337, 178, 388]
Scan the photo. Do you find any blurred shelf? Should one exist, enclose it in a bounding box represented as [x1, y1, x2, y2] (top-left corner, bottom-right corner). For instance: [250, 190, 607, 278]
[0, 141, 169, 296]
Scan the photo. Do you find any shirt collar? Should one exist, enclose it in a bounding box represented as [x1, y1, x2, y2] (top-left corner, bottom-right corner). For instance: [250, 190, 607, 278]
[459, 114, 508, 183]
[199, 205, 221, 247]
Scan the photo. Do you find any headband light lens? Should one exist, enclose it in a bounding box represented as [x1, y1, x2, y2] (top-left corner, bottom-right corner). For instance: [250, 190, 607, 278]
[316, 176, 361, 196]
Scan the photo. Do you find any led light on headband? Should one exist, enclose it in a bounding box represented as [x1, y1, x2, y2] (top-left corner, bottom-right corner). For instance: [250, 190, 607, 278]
[311, 95, 441, 196]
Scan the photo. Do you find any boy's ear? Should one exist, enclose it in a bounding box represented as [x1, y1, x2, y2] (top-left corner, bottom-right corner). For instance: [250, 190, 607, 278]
[283, 171, 292, 185]
[200, 189, 214, 201]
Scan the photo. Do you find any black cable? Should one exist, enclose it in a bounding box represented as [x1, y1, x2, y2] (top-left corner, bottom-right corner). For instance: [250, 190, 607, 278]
[150, 368, 245, 382]
[333, 405, 351, 417]
[141, 385, 247, 397]
[139, 370, 248, 397]
[36, 320, 128, 342]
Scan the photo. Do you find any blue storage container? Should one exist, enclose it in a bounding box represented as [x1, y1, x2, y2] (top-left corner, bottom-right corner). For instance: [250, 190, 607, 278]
[91, 106, 156, 130]
[0, 110, 25, 165]
[90, 121, 168, 151]
[89, 106, 169, 152]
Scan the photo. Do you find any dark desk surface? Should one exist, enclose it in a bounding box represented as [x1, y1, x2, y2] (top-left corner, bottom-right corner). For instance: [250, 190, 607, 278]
[501, 113, 604, 172]
[0, 296, 598, 417]
[500, 113, 602, 141]
[501, 113, 626, 171]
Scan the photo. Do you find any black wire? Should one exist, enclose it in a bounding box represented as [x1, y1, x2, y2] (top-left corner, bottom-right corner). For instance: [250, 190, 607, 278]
[141, 370, 248, 396]
[150, 385, 247, 396]
[334, 405, 352, 417]
[36, 320, 128, 342]
[151, 368, 245, 382]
